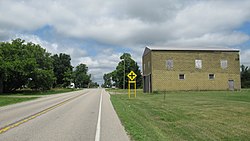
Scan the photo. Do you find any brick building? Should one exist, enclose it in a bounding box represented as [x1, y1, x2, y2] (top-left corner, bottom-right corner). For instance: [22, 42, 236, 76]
[142, 46, 241, 92]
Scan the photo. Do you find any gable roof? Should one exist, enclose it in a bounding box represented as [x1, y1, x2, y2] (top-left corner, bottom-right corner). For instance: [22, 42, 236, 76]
[143, 47, 151, 56]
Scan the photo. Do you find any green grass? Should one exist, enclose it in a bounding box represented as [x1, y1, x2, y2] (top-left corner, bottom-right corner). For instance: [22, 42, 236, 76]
[0, 88, 80, 107]
[110, 89, 250, 141]
[0, 88, 79, 96]
[0, 97, 38, 107]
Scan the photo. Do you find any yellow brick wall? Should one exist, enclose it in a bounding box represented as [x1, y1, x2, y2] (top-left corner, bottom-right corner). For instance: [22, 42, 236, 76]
[150, 50, 240, 91]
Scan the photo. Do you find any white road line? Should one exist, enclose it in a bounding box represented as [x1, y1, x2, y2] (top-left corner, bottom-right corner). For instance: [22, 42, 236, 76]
[95, 89, 103, 141]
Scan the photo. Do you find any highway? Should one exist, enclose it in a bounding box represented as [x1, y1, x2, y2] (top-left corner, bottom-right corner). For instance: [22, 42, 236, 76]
[0, 89, 129, 141]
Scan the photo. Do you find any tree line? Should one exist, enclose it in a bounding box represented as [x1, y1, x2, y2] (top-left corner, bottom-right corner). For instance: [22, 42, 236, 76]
[102, 53, 142, 89]
[0, 38, 98, 94]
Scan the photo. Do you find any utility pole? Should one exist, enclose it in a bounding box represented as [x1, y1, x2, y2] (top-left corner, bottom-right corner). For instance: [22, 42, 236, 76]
[123, 59, 125, 89]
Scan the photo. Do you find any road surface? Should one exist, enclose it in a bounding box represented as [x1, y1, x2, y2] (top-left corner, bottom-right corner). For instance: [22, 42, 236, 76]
[0, 89, 130, 141]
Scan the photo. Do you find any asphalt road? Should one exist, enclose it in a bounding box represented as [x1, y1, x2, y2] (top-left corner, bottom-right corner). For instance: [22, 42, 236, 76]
[0, 89, 129, 141]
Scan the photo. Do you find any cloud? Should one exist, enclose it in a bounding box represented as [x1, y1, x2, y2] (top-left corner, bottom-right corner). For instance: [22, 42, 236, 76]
[1, 0, 250, 84]
[1, 0, 250, 46]
[171, 1, 250, 37]
[241, 49, 250, 66]
[78, 51, 122, 83]
[12, 34, 88, 66]
[164, 32, 250, 47]
[0, 29, 11, 40]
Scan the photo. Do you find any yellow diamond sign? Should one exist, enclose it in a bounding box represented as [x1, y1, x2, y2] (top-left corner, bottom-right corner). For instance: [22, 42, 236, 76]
[127, 71, 137, 81]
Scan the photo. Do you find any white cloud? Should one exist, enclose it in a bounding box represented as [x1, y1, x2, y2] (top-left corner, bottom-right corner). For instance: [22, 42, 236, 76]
[165, 32, 250, 47]
[241, 49, 250, 66]
[1, 0, 250, 84]
[74, 53, 122, 84]
[171, 1, 250, 37]
[12, 34, 88, 66]
[1, 0, 250, 46]
[12, 34, 59, 54]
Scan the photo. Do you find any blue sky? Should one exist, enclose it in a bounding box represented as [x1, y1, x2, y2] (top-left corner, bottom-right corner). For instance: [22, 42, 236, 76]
[236, 22, 250, 49]
[1, 0, 250, 84]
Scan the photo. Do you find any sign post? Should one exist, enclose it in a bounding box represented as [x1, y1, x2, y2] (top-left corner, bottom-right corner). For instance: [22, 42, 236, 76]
[127, 71, 137, 98]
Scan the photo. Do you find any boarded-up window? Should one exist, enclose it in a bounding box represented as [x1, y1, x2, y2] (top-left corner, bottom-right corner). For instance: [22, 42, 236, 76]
[166, 59, 173, 69]
[148, 61, 150, 69]
[179, 74, 185, 80]
[221, 60, 228, 69]
[195, 60, 202, 69]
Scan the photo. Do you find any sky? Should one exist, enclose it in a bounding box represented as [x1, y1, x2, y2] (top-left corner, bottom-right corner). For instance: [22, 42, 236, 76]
[1, 0, 250, 84]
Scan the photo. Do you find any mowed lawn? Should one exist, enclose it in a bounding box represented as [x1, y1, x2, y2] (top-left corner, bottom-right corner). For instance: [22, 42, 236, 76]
[0, 88, 78, 107]
[110, 89, 250, 141]
[0, 97, 38, 107]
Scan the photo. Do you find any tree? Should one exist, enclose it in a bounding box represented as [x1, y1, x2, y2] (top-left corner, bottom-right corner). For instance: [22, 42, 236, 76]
[51, 53, 73, 87]
[103, 73, 112, 88]
[241, 64, 250, 88]
[89, 81, 99, 88]
[103, 53, 142, 89]
[0, 38, 55, 93]
[25, 42, 55, 91]
[0, 39, 31, 93]
[0, 42, 5, 93]
[27, 69, 55, 91]
[73, 63, 91, 88]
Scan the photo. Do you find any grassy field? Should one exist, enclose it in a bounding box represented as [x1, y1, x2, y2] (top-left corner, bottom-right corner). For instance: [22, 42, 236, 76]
[0, 97, 38, 107]
[110, 89, 250, 141]
[0, 88, 79, 107]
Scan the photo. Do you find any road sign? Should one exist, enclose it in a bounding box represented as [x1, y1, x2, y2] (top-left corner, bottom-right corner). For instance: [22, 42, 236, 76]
[127, 71, 137, 98]
[127, 71, 137, 81]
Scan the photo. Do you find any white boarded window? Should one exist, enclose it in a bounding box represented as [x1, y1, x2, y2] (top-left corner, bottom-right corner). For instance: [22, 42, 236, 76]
[221, 60, 228, 69]
[209, 74, 215, 80]
[179, 74, 185, 80]
[166, 59, 173, 69]
[195, 60, 202, 69]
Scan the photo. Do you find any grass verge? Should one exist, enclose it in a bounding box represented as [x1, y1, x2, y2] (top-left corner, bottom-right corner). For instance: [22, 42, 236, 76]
[0, 88, 80, 107]
[0, 97, 38, 107]
[110, 89, 250, 141]
[0, 88, 79, 96]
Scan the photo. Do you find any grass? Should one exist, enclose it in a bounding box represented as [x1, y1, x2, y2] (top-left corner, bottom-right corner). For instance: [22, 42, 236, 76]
[0, 97, 38, 107]
[0, 88, 79, 96]
[0, 88, 80, 107]
[110, 89, 250, 141]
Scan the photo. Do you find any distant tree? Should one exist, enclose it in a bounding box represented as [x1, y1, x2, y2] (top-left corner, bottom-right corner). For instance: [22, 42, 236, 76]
[51, 53, 73, 87]
[241, 64, 250, 88]
[103, 53, 142, 89]
[73, 63, 91, 88]
[89, 81, 99, 88]
[103, 73, 112, 88]
[110, 70, 118, 87]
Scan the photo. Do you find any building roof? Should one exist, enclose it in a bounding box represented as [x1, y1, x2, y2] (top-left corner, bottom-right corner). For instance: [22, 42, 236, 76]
[143, 46, 240, 56]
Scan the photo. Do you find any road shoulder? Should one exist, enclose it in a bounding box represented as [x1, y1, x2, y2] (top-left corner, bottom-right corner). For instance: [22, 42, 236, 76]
[100, 90, 130, 141]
